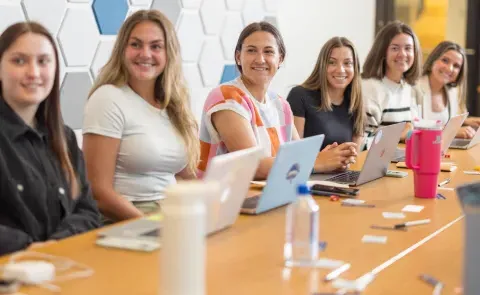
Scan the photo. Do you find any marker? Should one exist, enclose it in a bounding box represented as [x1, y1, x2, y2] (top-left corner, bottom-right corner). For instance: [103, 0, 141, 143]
[324, 263, 351, 282]
[438, 178, 451, 187]
[394, 219, 431, 229]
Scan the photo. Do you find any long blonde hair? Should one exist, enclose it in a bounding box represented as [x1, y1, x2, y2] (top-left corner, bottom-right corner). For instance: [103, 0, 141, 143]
[89, 10, 199, 175]
[423, 41, 468, 113]
[362, 21, 422, 86]
[301, 37, 365, 137]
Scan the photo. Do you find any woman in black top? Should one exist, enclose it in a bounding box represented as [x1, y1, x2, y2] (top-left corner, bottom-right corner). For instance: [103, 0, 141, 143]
[0, 22, 101, 255]
[287, 37, 365, 151]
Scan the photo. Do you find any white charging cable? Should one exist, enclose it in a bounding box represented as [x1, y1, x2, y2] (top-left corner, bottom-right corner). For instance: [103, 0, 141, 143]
[0, 251, 94, 293]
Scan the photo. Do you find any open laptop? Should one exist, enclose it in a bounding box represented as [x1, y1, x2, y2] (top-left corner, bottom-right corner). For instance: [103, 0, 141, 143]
[96, 147, 264, 250]
[450, 124, 480, 150]
[241, 134, 325, 215]
[321, 122, 405, 186]
[392, 113, 468, 162]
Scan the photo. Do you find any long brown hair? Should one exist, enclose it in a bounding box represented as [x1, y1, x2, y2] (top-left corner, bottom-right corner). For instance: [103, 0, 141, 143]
[362, 20, 422, 85]
[301, 37, 365, 137]
[423, 41, 468, 113]
[0, 22, 79, 198]
[89, 10, 199, 175]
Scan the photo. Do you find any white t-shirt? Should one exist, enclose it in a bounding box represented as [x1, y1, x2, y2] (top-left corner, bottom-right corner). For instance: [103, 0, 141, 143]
[83, 84, 187, 202]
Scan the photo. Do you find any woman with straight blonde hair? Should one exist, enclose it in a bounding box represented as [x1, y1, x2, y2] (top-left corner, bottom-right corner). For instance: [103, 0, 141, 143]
[287, 37, 365, 153]
[83, 9, 199, 222]
[362, 20, 422, 142]
[416, 41, 480, 138]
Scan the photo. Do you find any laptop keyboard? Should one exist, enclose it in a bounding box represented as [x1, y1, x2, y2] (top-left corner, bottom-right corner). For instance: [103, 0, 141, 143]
[451, 138, 470, 147]
[242, 195, 260, 209]
[325, 171, 361, 184]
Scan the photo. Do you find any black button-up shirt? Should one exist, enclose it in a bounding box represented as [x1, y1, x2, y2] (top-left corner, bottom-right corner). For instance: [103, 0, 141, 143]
[0, 98, 101, 255]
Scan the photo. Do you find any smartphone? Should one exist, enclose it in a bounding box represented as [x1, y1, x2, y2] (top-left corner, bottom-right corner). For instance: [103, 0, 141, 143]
[310, 184, 359, 198]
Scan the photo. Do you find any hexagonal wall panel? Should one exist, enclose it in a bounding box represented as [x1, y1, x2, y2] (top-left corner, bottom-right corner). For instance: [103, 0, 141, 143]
[93, 0, 128, 35]
[183, 63, 203, 89]
[22, 0, 66, 35]
[220, 64, 239, 84]
[129, 0, 152, 5]
[263, 16, 278, 28]
[220, 12, 243, 60]
[60, 72, 92, 129]
[242, 0, 265, 26]
[151, 0, 181, 26]
[0, 4, 26, 34]
[181, 0, 201, 9]
[177, 12, 204, 62]
[58, 8, 100, 67]
[199, 38, 224, 87]
[263, 0, 278, 13]
[225, 0, 244, 10]
[91, 39, 116, 78]
[67, 0, 90, 2]
[200, 0, 226, 35]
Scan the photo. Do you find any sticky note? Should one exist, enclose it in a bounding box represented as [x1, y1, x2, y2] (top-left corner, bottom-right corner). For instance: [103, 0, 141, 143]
[382, 212, 406, 219]
[147, 214, 163, 221]
[342, 199, 366, 205]
[402, 205, 424, 213]
[362, 235, 387, 244]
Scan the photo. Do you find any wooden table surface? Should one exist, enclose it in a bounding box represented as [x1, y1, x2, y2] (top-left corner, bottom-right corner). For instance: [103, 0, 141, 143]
[2, 144, 479, 295]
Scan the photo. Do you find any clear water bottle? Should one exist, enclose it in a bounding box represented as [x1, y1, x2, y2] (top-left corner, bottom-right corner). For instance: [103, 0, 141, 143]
[284, 183, 320, 267]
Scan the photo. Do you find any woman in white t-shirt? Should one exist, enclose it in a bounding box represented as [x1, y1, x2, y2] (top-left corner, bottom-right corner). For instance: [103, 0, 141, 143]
[82, 10, 199, 222]
[361, 21, 422, 142]
[416, 41, 479, 138]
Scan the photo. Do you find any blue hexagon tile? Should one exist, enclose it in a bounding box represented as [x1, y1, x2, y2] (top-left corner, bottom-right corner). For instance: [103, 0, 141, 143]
[220, 64, 239, 84]
[151, 0, 182, 26]
[93, 0, 129, 35]
[22, 0, 67, 35]
[58, 7, 100, 67]
[0, 4, 26, 34]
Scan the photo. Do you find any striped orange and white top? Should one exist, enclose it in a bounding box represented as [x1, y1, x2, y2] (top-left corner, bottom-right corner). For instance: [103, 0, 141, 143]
[198, 77, 294, 176]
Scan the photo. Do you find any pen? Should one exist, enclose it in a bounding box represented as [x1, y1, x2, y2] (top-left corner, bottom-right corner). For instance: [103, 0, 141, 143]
[341, 203, 375, 208]
[324, 263, 351, 282]
[438, 178, 450, 187]
[394, 219, 431, 229]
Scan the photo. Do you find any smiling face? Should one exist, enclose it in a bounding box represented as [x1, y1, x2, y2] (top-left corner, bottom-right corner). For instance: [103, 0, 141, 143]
[235, 30, 283, 86]
[124, 21, 166, 84]
[385, 33, 415, 76]
[0, 32, 56, 108]
[326, 46, 355, 91]
[430, 49, 463, 86]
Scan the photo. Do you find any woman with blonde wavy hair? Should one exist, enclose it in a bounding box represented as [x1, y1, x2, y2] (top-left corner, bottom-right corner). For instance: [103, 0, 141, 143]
[82, 10, 199, 222]
[287, 37, 365, 152]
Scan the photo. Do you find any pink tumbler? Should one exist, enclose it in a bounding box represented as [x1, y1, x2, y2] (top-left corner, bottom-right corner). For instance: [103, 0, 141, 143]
[405, 121, 443, 199]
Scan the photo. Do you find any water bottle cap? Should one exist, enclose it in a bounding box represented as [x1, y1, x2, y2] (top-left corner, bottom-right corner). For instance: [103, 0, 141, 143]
[297, 184, 310, 195]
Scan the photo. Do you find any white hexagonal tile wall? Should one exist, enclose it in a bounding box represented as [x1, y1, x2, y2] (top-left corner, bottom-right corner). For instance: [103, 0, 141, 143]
[225, 0, 244, 11]
[67, 0, 90, 2]
[60, 72, 92, 129]
[129, 0, 152, 5]
[220, 12, 243, 60]
[181, 0, 201, 9]
[263, 0, 279, 13]
[183, 63, 203, 89]
[177, 12, 204, 62]
[22, 0, 67, 35]
[151, 0, 182, 26]
[0, 4, 26, 34]
[91, 39, 116, 78]
[58, 8, 100, 67]
[242, 0, 265, 26]
[263, 16, 278, 28]
[200, 0, 226, 35]
[198, 38, 224, 87]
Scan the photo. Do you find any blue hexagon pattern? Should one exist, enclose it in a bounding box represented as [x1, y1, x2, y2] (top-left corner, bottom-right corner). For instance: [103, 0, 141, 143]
[93, 0, 129, 35]
[220, 64, 239, 84]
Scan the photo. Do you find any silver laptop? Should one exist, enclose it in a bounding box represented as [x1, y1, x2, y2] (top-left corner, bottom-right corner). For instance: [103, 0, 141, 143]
[241, 134, 325, 215]
[392, 113, 469, 161]
[96, 147, 263, 249]
[450, 123, 480, 150]
[321, 122, 405, 186]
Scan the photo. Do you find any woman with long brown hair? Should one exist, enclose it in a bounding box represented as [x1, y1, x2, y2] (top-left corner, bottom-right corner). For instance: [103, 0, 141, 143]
[0, 22, 101, 255]
[287, 37, 365, 152]
[83, 10, 199, 222]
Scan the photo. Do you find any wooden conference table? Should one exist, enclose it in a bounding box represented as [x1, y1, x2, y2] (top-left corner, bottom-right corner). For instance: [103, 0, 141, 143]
[1, 144, 479, 295]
